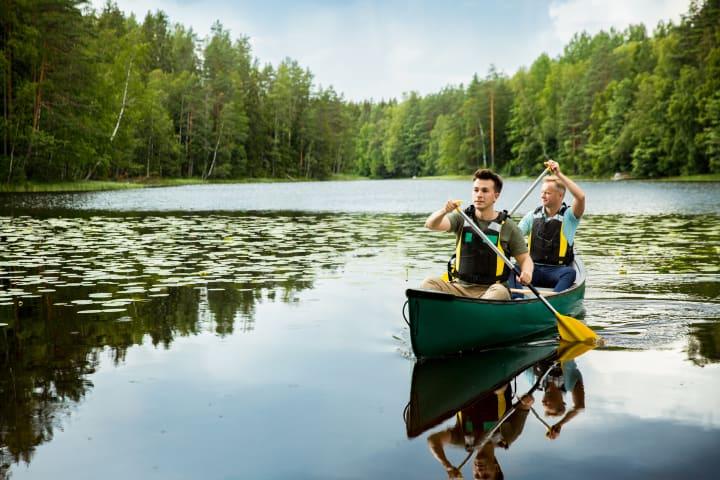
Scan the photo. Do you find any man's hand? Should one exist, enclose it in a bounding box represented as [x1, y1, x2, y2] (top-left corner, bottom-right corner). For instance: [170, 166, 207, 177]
[425, 200, 461, 231]
[445, 199, 461, 213]
[544, 160, 560, 174]
[446, 466, 463, 479]
[517, 270, 532, 285]
[546, 424, 562, 440]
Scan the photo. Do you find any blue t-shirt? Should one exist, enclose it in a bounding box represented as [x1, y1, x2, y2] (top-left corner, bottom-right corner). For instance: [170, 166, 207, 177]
[524, 360, 582, 393]
[518, 205, 580, 246]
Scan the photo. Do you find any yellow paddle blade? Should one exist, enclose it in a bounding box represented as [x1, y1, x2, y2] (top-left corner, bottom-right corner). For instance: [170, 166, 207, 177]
[555, 312, 598, 344]
[556, 339, 596, 363]
[440, 271, 450, 282]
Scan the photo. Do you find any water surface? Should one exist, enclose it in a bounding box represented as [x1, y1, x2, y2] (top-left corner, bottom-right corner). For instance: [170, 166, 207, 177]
[1, 180, 719, 479]
[2, 178, 718, 214]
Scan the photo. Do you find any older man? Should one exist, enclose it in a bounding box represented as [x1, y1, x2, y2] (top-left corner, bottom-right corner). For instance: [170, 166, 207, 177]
[515, 160, 585, 292]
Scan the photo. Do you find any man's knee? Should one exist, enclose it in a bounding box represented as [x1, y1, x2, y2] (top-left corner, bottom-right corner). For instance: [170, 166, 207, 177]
[559, 267, 576, 282]
[552, 266, 577, 292]
[421, 276, 444, 291]
[482, 283, 510, 301]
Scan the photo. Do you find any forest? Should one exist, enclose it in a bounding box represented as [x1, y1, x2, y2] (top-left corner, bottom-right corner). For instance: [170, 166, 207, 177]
[1, 0, 719, 184]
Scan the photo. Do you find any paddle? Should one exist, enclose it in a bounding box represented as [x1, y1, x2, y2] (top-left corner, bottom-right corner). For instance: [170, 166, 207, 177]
[454, 206, 598, 344]
[506, 167, 550, 218]
[440, 168, 549, 283]
[471, 358, 559, 455]
[529, 339, 596, 436]
[455, 339, 596, 472]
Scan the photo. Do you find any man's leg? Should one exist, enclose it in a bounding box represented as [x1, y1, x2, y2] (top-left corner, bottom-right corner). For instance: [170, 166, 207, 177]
[552, 266, 576, 292]
[533, 265, 576, 292]
[421, 277, 491, 298]
[481, 283, 511, 300]
[420, 276, 460, 294]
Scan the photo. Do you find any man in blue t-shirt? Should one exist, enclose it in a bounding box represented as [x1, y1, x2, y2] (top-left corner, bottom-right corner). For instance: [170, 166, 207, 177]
[513, 160, 585, 293]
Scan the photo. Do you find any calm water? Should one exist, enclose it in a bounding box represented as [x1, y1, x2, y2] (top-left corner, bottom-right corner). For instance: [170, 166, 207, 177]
[1, 180, 719, 479]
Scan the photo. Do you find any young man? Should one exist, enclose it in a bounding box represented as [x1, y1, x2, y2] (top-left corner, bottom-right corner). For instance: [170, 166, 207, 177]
[515, 160, 585, 292]
[421, 169, 533, 301]
[427, 382, 534, 480]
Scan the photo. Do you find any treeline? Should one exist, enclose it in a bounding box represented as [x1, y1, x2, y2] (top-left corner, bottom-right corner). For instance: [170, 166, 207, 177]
[1, 0, 355, 182]
[355, 0, 720, 178]
[1, 0, 718, 183]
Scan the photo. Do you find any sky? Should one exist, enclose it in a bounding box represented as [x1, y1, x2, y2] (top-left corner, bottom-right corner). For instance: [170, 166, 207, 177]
[88, 0, 691, 101]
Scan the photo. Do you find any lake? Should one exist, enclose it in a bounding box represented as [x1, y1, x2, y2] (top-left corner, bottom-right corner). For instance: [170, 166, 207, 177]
[1, 179, 719, 479]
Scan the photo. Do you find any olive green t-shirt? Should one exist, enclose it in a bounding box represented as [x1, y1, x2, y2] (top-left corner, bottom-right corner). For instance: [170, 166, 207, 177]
[446, 211, 528, 258]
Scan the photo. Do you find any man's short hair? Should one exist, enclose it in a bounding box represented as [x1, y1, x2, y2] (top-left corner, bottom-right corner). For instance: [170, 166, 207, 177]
[473, 168, 503, 193]
[544, 176, 566, 194]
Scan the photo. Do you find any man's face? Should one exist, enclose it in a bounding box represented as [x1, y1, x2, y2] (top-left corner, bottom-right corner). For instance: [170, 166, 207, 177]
[540, 182, 564, 210]
[472, 179, 499, 211]
[542, 389, 566, 416]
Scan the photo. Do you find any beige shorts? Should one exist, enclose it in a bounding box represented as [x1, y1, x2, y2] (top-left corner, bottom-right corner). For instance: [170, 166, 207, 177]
[420, 277, 511, 300]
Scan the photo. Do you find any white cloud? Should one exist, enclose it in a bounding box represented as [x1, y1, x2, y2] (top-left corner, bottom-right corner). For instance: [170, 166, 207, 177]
[89, 1, 692, 100]
[548, 0, 690, 42]
[241, 4, 499, 101]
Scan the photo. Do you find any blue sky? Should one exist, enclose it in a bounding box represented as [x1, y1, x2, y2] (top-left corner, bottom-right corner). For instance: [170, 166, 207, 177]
[89, 0, 691, 101]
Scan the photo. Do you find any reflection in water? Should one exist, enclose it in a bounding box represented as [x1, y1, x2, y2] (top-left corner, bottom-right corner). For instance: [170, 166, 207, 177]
[578, 214, 720, 351]
[0, 180, 718, 215]
[688, 321, 720, 366]
[529, 356, 585, 440]
[0, 211, 718, 476]
[407, 342, 592, 479]
[0, 212, 426, 471]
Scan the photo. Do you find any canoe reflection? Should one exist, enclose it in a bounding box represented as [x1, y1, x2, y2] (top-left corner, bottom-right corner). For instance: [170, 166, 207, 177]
[404, 342, 592, 479]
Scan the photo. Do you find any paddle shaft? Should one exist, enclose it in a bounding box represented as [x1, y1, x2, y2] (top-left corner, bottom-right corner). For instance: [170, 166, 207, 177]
[507, 168, 550, 217]
[475, 361, 558, 451]
[455, 208, 562, 318]
[529, 405, 552, 430]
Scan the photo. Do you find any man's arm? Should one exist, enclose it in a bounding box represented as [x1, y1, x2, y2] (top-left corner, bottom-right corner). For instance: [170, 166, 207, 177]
[425, 200, 459, 232]
[546, 160, 585, 219]
[506, 220, 533, 285]
[500, 394, 534, 445]
[427, 430, 461, 477]
[547, 379, 585, 440]
[515, 252, 533, 285]
[517, 210, 533, 236]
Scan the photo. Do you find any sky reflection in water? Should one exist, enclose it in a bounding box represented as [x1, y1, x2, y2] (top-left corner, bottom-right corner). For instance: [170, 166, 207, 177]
[1, 182, 719, 479]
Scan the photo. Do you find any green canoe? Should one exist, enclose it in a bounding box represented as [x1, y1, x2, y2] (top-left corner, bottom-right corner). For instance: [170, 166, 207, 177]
[405, 258, 586, 359]
[405, 343, 558, 438]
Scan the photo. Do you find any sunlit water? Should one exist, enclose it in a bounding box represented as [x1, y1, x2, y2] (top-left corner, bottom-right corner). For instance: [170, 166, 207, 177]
[1, 180, 719, 479]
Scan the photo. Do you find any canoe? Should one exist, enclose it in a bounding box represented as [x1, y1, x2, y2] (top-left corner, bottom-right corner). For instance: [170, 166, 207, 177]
[405, 258, 586, 359]
[405, 343, 557, 438]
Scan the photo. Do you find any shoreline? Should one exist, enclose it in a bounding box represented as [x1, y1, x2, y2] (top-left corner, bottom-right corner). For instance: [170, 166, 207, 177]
[1, 173, 718, 193]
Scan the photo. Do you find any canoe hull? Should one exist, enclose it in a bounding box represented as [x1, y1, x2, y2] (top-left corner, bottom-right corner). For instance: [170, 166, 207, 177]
[406, 260, 586, 358]
[406, 344, 557, 438]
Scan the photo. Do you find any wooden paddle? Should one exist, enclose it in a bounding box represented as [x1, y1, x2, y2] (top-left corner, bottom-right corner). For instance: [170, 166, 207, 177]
[455, 206, 599, 344]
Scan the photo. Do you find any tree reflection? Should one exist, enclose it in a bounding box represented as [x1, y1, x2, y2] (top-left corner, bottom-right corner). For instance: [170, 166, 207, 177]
[688, 322, 720, 366]
[0, 278, 321, 469]
[0, 211, 399, 467]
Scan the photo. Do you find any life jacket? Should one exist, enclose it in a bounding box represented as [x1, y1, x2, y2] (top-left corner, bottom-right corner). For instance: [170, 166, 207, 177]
[456, 387, 512, 450]
[449, 206, 510, 284]
[529, 203, 574, 265]
[536, 363, 566, 392]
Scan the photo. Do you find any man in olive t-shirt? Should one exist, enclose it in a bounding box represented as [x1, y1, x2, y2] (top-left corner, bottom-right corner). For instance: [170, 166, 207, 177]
[421, 169, 533, 301]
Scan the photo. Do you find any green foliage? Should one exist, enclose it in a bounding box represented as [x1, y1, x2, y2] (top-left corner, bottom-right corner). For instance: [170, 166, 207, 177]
[1, 0, 717, 183]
